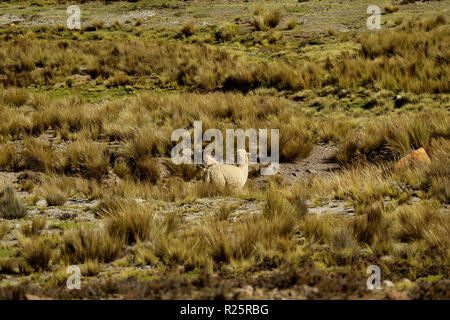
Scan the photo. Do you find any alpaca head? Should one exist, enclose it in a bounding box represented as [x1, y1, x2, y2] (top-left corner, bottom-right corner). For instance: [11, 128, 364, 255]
[237, 149, 249, 166]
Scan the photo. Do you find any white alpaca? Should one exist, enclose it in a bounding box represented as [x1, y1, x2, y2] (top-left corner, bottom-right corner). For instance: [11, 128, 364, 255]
[203, 149, 249, 189]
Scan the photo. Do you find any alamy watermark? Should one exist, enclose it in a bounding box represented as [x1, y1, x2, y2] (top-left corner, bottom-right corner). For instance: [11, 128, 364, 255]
[66, 265, 81, 290]
[171, 121, 279, 175]
[366, 265, 382, 290]
[66, 5, 81, 30]
[367, 5, 381, 30]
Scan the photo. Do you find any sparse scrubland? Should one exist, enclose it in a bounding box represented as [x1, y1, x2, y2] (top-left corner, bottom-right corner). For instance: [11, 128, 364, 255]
[0, 0, 449, 300]
[1, 15, 448, 93]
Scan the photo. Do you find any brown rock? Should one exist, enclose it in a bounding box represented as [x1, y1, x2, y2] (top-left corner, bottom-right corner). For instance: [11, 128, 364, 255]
[386, 291, 408, 300]
[16, 170, 42, 185]
[25, 294, 54, 300]
[394, 147, 431, 170]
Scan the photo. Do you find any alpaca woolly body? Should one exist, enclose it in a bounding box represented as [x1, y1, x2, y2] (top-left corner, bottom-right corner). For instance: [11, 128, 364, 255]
[203, 150, 249, 190]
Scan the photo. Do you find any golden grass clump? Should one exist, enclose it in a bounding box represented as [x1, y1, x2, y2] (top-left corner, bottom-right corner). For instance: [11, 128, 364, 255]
[0, 187, 27, 219]
[215, 23, 238, 41]
[202, 219, 259, 264]
[138, 211, 200, 267]
[20, 216, 46, 237]
[19, 235, 52, 270]
[41, 187, 68, 206]
[215, 204, 235, 221]
[105, 72, 134, 88]
[302, 215, 332, 244]
[54, 139, 109, 180]
[286, 19, 296, 30]
[336, 110, 449, 163]
[0, 222, 9, 240]
[103, 202, 155, 245]
[0, 88, 29, 107]
[18, 138, 53, 172]
[351, 15, 449, 93]
[252, 8, 281, 31]
[0, 144, 17, 170]
[60, 228, 122, 264]
[264, 10, 281, 28]
[278, 118, 314, 162]
[181, 21, 195, 36]
[83, 20, 104, 32]
[384, 5, 399, 13]
[393, 201, 449, 249]
[352, 202, 389, 244]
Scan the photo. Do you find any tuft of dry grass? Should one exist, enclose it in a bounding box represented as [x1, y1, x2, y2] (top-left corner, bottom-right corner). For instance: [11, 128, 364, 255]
[278, 118, 314, 162]
[19, 235, 52, 270]
[83, 20, 104, 32]
[286, 19, 296, 30]
[352, 202, 389, 244]
[251, 14, 268, 32]
[393, 201, 449, 249]
[0, 187, 27, 219]
[202, 219, 259, 264]
[215, 204, 235, 221]
[54, 139, 109, 180]
[41, 187, 68, 206]
[60, 228, 122, 264]
[215, 23, 238, 42]
[285, 184, 309, 220]
[103, 202, 155, 245]
[0, 258, 17, 274]
[80, 260, 102, 276]
[251, 8, 281, 31]
[264, 187, 296, 219]
[181, 21, 195, 36]
[20, 216, 46, 237]
[0, 144, 16, 170]
[384, 5, 399, 13]
[302, 215, 332, 244]
[0, 88, 29, 107]
[0, 222, 10, 240]
[336, 110, 449, 163]
[262, 8, 281, 30]
[105, 72, 134, 88]
[19, 138, 53, 172]
[264, 9, 281, 28]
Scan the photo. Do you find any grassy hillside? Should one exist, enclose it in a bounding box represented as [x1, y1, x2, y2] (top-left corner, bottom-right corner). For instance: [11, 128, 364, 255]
[0, 0, 449, 299]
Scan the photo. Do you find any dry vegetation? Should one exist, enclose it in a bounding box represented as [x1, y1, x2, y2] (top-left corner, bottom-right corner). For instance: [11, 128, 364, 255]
[0, 15, 448, 93]
[0, 0, 448, 300]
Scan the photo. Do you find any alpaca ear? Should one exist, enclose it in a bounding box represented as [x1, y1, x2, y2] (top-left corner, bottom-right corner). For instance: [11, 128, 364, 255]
[204, 154, 219, 165]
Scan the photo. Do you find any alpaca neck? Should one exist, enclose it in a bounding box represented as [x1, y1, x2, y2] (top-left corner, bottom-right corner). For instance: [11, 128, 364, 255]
[238, 163, 248, 175]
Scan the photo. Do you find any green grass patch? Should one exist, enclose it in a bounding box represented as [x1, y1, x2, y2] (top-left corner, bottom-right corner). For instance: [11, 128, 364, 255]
[0, 248, 16, 258]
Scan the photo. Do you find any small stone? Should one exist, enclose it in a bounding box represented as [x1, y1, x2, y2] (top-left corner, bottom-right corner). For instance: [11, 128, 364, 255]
[386, 291, 407, 300]
[36, 199, 48, 207]
[380, 255, 394, 263]
[222, 264, 233, 273]
[394, 95, 409, 108]
[245, 285, 254, 296]
[235, 285, 254, 297]
[79, 67, 89, 76]
[383, 280, 395, 288]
